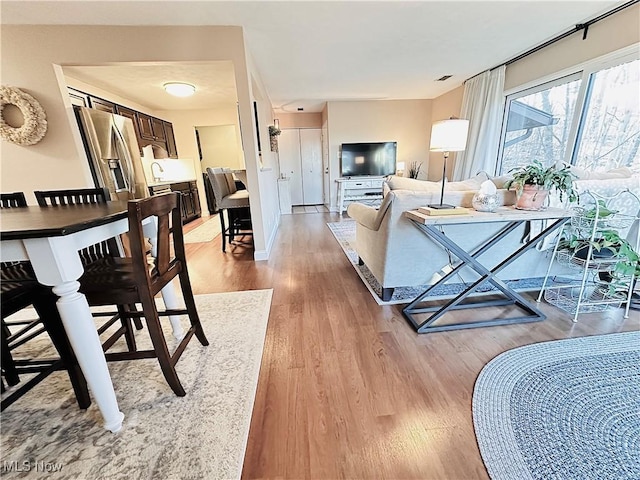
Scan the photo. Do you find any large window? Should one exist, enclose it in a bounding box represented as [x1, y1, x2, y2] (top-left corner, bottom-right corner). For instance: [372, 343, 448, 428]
[572, 60, 640, 172]
[498, 53, 640, 175]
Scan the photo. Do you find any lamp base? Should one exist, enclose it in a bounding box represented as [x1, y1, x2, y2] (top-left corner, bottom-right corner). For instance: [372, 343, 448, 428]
[427, 203, 456, 209]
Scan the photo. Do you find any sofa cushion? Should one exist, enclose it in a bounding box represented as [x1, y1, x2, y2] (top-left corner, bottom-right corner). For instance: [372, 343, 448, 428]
[387, 172, 489, 192]
[443, 172, 489, 191]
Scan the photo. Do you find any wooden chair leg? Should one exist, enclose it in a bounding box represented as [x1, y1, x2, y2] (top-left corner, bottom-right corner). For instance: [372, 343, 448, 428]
[178, 269, 210, 347]
[219, 209, 227, 253]
[228, 209, 236, 243]
[139, 292, 186, 396]
[118, 304, 137, 352]
[1, 329, 20, 386]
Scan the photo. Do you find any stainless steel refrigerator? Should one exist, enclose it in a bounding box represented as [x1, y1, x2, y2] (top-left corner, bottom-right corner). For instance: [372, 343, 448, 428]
[75, 106, 149, 201]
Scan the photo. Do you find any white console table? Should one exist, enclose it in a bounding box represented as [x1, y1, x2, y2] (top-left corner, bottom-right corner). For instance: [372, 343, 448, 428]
[336, 177, 384, 214]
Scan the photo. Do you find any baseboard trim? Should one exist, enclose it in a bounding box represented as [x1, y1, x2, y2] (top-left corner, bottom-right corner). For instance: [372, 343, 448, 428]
[253, 214, 281, 261]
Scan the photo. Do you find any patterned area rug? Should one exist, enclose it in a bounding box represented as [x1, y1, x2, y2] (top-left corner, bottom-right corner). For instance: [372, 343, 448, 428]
[327, 220, 553, 305]
[1, 289, 272, 480]
[473, 331, 640, 480]
[183, 215, 222, 243]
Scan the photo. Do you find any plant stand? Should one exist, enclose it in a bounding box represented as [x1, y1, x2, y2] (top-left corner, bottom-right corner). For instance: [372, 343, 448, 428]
[537, 189, 640, 322]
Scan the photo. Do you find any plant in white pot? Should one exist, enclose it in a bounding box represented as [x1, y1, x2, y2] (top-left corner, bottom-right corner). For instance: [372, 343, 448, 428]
[504, 160, 578, 210]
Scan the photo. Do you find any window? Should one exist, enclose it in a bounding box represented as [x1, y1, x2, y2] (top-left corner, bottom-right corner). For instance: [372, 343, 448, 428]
[498, 74, 581, 173]
[498, 51, 640, 175]
[572, 59, 640, 173]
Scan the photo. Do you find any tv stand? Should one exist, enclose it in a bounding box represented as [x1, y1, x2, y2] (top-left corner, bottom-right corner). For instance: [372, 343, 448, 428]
[336, 177, 385, 214]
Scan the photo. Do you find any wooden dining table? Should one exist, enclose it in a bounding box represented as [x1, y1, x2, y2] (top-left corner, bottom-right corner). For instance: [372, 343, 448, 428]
[0, 201, 184, 432]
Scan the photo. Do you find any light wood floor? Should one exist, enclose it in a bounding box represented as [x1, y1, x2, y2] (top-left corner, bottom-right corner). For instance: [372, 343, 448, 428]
[184, 213, 639, 480]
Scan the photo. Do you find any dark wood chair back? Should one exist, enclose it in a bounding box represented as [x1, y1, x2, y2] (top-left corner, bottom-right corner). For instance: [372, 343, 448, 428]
[79, 192, 209, 396]
[0, 192, 27, 209]
[34, 188, 121, 262]
[129, 192, 185, 297]
[34, 187, 110, 206]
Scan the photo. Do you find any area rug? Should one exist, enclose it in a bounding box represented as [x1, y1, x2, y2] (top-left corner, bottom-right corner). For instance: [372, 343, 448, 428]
[327, 220, 555, 305]
[473, 331, 640, 480]
[183, 215, 222, 243]
[1, 289, 273, 480]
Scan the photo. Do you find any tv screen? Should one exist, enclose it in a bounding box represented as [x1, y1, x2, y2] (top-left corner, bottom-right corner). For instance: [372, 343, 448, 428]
[340, 142, 397, 177]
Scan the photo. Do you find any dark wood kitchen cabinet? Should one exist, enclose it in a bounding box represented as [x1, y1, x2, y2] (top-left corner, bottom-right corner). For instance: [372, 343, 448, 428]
[89, 97, 116, 113]
[172, 181, 201, 223]
[137, 113, 166, 142]
[68, 87, 90, 107]
[115, 105, 144, 154]
[164, 122, 178, 158]
[149, 181, 201, 224]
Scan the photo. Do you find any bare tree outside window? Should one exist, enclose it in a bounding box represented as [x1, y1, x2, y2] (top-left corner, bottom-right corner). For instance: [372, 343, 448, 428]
[573, 59, 640, 174]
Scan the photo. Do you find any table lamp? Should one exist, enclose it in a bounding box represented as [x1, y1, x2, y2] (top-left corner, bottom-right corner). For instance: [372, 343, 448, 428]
[428, 118, 469, 209]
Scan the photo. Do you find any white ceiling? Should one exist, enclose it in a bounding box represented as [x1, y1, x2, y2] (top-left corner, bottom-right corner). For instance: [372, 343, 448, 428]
[2, 1, 623, 113]
[63, 62, 239, 111]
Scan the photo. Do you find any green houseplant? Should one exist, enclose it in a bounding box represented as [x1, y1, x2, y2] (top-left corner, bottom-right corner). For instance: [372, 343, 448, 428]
[558, 200, 640, 296]
[504, 160, 578, 210]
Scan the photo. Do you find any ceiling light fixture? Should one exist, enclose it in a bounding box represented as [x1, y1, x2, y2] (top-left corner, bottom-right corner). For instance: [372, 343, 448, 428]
[163, 82, 196, 97]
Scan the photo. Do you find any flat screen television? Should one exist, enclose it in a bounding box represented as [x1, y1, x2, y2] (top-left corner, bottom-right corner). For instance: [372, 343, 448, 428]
[340, 142, 397, 177]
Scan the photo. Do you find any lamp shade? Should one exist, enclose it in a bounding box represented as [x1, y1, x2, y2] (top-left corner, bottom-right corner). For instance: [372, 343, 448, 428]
[429, 119, 469, 152]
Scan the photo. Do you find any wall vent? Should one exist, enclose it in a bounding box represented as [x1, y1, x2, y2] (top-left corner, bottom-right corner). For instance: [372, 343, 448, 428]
[436, 75, 452, 81]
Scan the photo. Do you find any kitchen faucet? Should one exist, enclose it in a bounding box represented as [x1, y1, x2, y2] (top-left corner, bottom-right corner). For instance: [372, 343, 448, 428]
[151, 161, 164, 183]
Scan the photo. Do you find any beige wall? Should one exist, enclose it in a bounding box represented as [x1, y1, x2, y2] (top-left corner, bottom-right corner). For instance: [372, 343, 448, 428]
[277, 112, 323, 129]
[1, 25, 278, 259]
[326, 99, 431, 210]
[428, 85, 465, 181]
[505, 4, 640, 91]
[196, 125, 243, 171]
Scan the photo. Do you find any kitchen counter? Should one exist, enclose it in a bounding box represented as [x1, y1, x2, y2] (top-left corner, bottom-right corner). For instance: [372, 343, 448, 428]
[146, 179, 197, 187]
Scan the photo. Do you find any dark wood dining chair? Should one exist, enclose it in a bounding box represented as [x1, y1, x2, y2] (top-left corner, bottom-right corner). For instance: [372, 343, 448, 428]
[34, 187, 142, 350]
[1, 192, 90, 411]
[78, 193, 209, 396]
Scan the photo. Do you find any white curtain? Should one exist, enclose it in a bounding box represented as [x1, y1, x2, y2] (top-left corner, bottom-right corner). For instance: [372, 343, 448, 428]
[452, 65, 506, 181]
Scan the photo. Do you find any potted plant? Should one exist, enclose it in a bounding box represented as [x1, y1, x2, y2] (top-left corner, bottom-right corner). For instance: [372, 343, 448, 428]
[407, 161, 422, 179]
[504, 160, 578, 210]
[268, 125, 281, 152]
[558, 200, 640, 298]
[558, 228, 626, 261]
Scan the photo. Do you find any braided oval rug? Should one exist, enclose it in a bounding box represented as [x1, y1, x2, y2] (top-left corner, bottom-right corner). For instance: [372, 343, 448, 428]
[473, 331, 640, 480]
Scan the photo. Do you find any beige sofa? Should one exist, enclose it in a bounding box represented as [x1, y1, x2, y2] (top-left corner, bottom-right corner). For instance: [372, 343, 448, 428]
[347, 172, 639, 301]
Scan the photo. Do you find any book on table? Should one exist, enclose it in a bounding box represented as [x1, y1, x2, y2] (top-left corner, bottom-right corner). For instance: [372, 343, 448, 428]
[418, 206, 470, 216]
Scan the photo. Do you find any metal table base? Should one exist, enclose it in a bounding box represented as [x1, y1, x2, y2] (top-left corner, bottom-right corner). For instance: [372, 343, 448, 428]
[402, 217, 570, 334]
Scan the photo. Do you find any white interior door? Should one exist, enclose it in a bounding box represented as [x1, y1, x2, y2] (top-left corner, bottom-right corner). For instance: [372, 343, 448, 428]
[300, 129, 323, 205]
[278, 129, 303, 205]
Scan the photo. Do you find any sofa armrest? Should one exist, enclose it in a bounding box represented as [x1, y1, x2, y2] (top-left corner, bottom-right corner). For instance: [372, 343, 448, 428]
[347, 202, 380, 230]
[347, 194, 394, 231]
